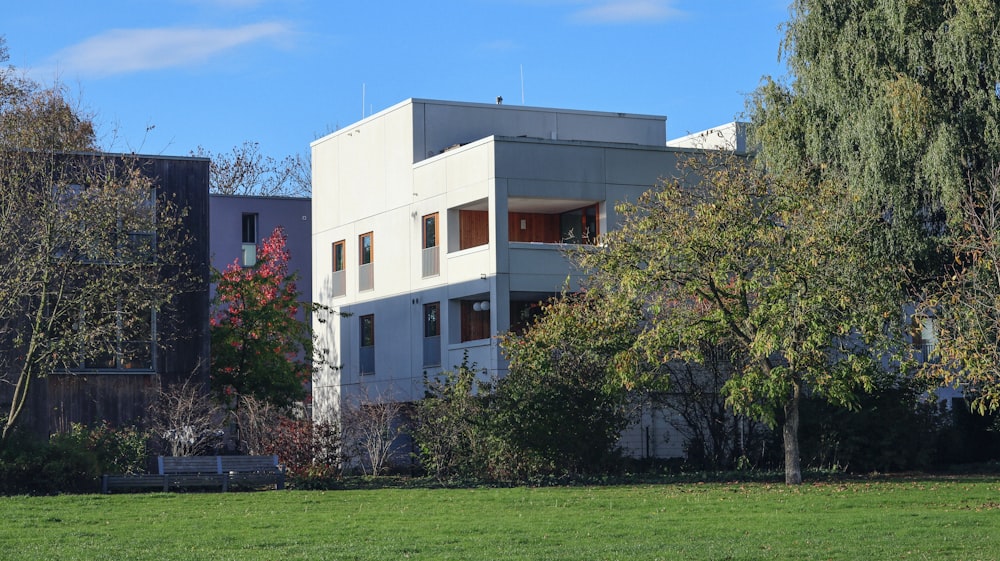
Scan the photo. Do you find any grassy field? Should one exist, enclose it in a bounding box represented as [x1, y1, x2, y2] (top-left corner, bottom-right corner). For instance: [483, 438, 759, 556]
[1, 477, 998, 560]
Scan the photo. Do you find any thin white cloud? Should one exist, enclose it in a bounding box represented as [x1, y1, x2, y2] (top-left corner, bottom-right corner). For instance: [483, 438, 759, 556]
[569, 0, 683, 24]
[44, 22, 293, 78]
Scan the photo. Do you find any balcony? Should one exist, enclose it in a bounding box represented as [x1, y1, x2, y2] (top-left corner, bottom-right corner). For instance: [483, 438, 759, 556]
[507, 202, 598, 245]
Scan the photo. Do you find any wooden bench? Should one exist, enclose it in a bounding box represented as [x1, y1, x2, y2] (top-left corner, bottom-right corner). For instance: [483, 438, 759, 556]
[102, 455, 285, 494]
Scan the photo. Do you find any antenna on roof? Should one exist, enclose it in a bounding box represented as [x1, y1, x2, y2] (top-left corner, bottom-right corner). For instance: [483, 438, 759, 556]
[520, 64, 525, 105]
[362, 83, 366, 118]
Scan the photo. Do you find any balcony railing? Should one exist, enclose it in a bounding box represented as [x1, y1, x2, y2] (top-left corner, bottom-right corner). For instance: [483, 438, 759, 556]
[423, 335, 441, 367]
[359, 346, 375, 375]
[422, 246, 440, 278]
[331, 270, 346, 298]
[359, 263, 374, 292]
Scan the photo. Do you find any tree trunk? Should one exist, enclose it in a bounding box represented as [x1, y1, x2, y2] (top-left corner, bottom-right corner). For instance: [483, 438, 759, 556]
[782, 379, 802, 485]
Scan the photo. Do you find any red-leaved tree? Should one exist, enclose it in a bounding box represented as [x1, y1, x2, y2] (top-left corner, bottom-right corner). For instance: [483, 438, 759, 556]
[211, 227, 314, 409]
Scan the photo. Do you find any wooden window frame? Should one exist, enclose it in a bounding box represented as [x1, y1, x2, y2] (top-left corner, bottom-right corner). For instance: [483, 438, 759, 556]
[332, 240, 345, 272]
[422, 213, 438, 249]
[359, 232, 373, 265]
[360, 314, 375, 348]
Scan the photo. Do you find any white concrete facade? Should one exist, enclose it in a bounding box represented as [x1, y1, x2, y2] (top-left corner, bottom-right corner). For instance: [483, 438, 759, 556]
[311, 99, 703, 458]
[666, 122, 748, 153]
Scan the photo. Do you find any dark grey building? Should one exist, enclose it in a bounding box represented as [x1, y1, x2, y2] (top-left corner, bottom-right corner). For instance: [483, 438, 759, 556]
[20, 153, 211, 433]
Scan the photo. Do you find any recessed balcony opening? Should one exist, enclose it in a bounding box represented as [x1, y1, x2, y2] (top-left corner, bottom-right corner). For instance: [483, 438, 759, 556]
[508, 200, 599, 244]
[510, 293, 554, 334]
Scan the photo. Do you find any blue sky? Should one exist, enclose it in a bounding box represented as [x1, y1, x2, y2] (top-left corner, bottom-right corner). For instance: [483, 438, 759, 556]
[5, 0, 790, 162]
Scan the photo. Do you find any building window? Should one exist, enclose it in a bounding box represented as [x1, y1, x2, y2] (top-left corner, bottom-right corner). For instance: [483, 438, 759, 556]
[911, 316, 937, 363]
[333, 240, 346, 272]
[422, 213, 439, 277]
[359, 232, 374, 291]
[559, 203, 599, 244]
[359, 232, 373, 265]
[460, 300, 490, 342]
[331, 240, 346, 297]
[77, 304, 155, 371]
[423, 213, 438, 249]
[241, 213, 258, 266]
[359, 314, 375, 375]
[423, 302, 441, 367]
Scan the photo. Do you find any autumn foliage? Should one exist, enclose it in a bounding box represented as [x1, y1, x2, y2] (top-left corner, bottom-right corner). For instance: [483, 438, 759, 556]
[210, 227, 312, 408]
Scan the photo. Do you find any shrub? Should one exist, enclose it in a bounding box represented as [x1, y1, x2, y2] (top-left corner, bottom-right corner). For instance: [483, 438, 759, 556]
[75, 421, 150, 475]
[146, 378, 225, 456]
[410, 357, 491, 480]
[341, 391, 407, 476]
[798, 378, 942, 473]
[0, 430, 100, 494]
[494, 294, 633, 479]
[262, 417, 341, 477]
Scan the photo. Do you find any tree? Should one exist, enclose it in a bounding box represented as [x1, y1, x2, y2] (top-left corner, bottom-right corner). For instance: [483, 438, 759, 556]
[209, 227, 319, 408]
[193, 141, 310, 197]
[0, 39, 193, 442]
[749, 1, 1000, 412]
[0, 38, 96, 153]
[210, 227, 315, 409]
[750, 1, 999, 267]
[576, 156, 904, 484]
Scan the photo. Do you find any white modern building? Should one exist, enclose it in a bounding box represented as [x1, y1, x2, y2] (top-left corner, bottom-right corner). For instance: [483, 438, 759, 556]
[310, 98, 731, 457]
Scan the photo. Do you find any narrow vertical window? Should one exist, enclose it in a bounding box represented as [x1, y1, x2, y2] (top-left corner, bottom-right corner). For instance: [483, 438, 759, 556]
[359, 232, 374, 291]
[331, 240, 346, 297]
[424, 302, 440, 338]
[422, 213, 439, 277]
[333, 240, 345, 272]
[423, 213, 438, 249]
[359, 314, 375, 375]
[359, 232, 373, 265]
[241, 213, 258, 266]
[423, 302, 441, 367]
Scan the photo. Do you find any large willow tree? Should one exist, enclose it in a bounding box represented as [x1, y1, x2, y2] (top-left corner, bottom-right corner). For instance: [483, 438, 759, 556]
[750, 1, 1000, 410]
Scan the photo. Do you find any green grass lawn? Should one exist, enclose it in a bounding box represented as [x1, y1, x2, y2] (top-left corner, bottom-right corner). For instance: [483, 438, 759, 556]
[1, 477, 998, 560]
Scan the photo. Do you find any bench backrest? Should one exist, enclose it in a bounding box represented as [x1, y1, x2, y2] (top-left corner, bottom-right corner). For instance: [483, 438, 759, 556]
[157, 455, 281, 475]
[159, 456, 222, 475]
[220, 455, 280, 473]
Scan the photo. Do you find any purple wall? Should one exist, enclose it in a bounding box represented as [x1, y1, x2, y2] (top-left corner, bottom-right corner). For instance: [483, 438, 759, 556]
[209, 194, 312, 306]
